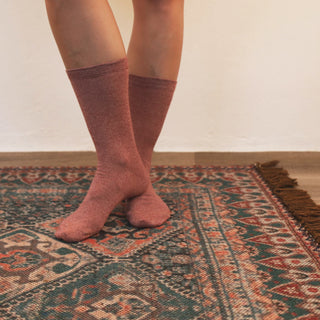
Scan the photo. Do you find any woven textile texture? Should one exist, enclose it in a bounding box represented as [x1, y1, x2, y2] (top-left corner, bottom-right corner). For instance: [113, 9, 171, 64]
[0, 165, 320, 320]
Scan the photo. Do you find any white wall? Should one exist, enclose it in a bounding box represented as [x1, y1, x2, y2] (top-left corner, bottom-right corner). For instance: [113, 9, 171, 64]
[1, 0, 320, 152]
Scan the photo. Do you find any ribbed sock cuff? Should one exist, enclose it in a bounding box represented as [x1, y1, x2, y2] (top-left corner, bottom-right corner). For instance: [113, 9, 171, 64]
[129, 74, 177, 89]
[66, 58, 128, 79]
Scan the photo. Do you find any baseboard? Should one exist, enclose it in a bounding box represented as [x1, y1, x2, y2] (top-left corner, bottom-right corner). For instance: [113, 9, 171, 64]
[0, 151, 320, 167]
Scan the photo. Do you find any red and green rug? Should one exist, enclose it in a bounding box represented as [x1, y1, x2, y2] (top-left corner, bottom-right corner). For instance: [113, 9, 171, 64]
[1, 162, 320, 319]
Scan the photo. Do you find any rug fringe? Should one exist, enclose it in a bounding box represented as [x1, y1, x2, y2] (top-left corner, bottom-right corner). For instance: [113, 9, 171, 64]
[255, 160, 320, 245]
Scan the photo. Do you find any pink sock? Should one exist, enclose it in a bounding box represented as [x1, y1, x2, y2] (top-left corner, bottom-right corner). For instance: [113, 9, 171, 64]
[126, 74, 177, 227]
[55, 58, 148, 242]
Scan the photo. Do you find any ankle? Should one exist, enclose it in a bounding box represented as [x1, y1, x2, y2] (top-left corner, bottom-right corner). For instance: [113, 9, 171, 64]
[109, 154, 149, 198]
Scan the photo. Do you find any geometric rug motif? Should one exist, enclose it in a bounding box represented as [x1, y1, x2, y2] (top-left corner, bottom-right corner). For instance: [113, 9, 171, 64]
[0, 165, 320, 319]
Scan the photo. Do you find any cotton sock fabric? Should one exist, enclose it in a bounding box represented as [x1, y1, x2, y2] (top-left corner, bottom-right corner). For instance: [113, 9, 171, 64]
[126, 74, 177, 227]
[55, 58, 149, 242]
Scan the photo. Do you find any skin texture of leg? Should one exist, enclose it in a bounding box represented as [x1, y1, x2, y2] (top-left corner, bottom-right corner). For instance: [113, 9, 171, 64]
[126, 0, 184, 227]
[45, 0, 149, 241]
[127, 0, 184, 80]
[45, 0, 126, 69]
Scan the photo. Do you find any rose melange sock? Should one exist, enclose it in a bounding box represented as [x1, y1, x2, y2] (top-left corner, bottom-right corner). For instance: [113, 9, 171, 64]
[126, 74, 177, 228]
[55, 58, 149, 242]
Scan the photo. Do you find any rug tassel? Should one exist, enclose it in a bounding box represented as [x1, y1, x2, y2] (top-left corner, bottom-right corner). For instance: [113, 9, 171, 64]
[255, 161, 320, 245]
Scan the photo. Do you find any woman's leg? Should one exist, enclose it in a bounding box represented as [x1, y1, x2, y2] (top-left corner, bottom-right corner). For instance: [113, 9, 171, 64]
[127, 0, 184, 80]
[126, 0, 184, 227]
[45, 0, 125, 69]
[45, 0, 148, 242]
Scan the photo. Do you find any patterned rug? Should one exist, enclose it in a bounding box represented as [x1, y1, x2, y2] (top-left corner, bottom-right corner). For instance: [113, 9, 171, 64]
[1, 163, 320, 320]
